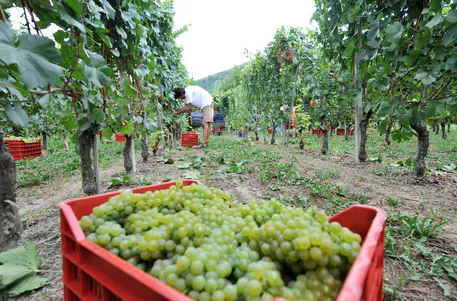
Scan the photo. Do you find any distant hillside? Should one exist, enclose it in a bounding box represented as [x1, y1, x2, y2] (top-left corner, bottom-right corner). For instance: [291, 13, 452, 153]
[196, 63, 247, 94]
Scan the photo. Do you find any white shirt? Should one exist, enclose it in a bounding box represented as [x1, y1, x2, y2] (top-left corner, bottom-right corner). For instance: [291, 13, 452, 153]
[185, 86, 213, 109]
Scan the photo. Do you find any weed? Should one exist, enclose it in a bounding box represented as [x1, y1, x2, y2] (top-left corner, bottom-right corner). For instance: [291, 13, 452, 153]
[401, 216, 449, 239]
[374, 165, 402, 178]
[259, 162, 298, 183]
[386, 196, 401, 207]
[108, 175, 153, 188]
[316, 168, 340, 181]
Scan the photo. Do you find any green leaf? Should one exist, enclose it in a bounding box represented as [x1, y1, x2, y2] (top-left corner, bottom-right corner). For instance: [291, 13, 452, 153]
[446, 9, 457, 23]
[84, 64, 109, 87]
[405, 157, 414, 167]
[183, 169, 200, 179]
[7, 275, 47, 297]
[59, 8, 86, 33]
[3, 104, 28, 127]
[123, 77, 137, 98]
[177, 162, 192, 169]
[164, 157, 174, 164]
[0, 23, 64, 89]
[116, 26, 127, 39]
[101, 127, 113, 138]
[0, 0, 14, 6]
[430, 0, 442, 12]
[415, 72, 436, 85]
[93, 110, 105, 123]
[64, 0, 82, 16]
[435, 278, 451, 297]
[414, 35, 428, 50]
[119, 121, 134, 135]
[376, 101, 394, 117]
[37, 94, 50, 108]
[0, 244, 41, 287]
[410, 274, 423, 281]
[344, 40, 356, 59]
[366, 23, 379, 41]
[442, 24, 457, 46]
[426, 13, 444, 28]
[61, 114, 76, 131]
[101, 0, 115, 19]
[82, 51, 110, 88]
[385, 22, 403, 41]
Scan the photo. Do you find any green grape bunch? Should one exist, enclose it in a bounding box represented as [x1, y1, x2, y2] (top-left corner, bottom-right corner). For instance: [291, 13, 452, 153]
[4, 135, 40, 143]
[80, 182, 361, 301]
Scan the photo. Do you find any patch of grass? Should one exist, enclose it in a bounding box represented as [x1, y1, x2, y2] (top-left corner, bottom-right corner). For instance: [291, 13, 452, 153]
[316, 168, 341, 181]
[386, 196, 401, 207]
[259, 161, 298, 183]
[108, 175, 154, 188]
[16, 138, 125, 186]
[374, 165, 403, 177]
[401, 216, 449, 239]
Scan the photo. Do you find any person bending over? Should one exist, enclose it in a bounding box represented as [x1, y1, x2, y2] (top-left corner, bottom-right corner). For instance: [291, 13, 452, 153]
[173, 86, 214, 149]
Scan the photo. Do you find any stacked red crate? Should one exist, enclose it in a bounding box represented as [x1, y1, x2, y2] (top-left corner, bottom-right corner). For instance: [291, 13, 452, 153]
[181, 132, 198, 147]
[4, 139, 42, 161]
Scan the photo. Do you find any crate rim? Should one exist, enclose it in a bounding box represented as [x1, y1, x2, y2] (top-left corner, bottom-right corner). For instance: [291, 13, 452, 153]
[333, 204, 386, 301]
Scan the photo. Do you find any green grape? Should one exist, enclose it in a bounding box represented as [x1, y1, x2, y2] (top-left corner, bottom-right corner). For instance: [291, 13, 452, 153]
[192, 275, 206, 291]
[223, 284, 237, 301]
[97, 234, 111, 245]
[216, 261, 232, 278]
[205, 278, 218, 294]
[188, 290, 200, 300]
[211, 290, 224, 301]
[198, 292, 211, 301]
[166, 273, 178, 287]
[175, 278, 186, 292]
[310, 247, 323, 260]
[246, 279, 262, 297]
[176, 256, 190, 271]
[80, 216, 93, 230]
[191, 260, 204, 275]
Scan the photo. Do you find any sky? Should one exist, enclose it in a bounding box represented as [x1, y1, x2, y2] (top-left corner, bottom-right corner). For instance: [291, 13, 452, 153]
[173, 0, 315, 80]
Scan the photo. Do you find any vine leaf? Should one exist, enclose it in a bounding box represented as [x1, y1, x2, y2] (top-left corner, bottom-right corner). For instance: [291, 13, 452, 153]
[3, 104, 29, 127]
[0, 23, 64, 89]
[385, 22, 403, 41]
[64, 0, 83, 16]
[101, 0, 115, 19]
[0, 244, 47, 297]
[426, 13, 443, 28]
[415, 71, 436, 85]
[183, 169, 200, 179]
[82, 51, 111, 88]
[59, 7, 86, 33]
[101, 127, 113, 138]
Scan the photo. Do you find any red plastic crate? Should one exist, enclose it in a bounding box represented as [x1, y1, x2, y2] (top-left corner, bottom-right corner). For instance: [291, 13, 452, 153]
[4, 139, 42, 161]
[116, 133, 136, 143]
[58, 181, 386, 301]
[115, 133, 126, 143]
[337, 128, 345, 136]
[181, 132, 198, 147]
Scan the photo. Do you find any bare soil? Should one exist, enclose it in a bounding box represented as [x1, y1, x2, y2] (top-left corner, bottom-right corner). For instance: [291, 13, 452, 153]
[13, 138, 457, 300]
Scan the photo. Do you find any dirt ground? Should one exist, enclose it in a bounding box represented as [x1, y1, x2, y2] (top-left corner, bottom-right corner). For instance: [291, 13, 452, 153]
[13, 138, 457, 301]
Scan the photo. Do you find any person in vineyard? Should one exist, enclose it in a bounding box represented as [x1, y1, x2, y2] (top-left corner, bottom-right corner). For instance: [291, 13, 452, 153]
[173, 86, 214, 149]
[279, 104, 290, 137]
